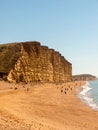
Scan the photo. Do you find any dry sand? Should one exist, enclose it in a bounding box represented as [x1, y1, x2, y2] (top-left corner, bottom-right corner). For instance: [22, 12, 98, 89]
[0, 80, 98, 130]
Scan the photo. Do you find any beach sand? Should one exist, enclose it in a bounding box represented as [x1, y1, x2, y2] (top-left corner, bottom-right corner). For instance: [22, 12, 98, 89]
[0, 81, 98, 130]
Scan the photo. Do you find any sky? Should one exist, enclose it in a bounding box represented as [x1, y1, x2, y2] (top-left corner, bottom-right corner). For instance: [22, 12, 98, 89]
[0, 0, 98, 77]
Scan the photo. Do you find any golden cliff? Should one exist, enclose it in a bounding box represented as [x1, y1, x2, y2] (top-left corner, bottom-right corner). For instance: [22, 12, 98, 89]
[0, 41, 72, 83]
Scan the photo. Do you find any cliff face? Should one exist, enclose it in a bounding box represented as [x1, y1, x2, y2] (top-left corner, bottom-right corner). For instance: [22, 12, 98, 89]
[0, 41, 72, 83]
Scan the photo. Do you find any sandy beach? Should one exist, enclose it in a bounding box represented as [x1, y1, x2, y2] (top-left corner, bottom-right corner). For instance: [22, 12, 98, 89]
[0, 81, 98, 130]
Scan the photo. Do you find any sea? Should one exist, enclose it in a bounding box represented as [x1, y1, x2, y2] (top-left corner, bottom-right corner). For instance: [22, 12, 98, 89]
[78, 80, 98, 111]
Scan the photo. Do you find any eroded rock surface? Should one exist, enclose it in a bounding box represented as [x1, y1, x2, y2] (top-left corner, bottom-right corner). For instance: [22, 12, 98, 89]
[0, 41, 72, 83]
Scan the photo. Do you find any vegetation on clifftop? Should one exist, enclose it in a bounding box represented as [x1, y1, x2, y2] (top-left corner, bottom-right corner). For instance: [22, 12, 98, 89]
[72, 74, 97, 81]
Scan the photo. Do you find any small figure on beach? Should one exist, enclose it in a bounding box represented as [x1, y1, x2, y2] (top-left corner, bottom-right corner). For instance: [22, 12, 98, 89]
[61, 86, 63, 89]
[27, 88, 29, 92]
[23, 86, 25, 88]
[14, 87, 18, 90]
[61, 89, 63, 93]
[67, 88, 69, 91]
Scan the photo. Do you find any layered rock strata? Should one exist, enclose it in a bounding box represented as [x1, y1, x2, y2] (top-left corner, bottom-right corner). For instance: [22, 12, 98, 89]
[0, 41, 72, 83]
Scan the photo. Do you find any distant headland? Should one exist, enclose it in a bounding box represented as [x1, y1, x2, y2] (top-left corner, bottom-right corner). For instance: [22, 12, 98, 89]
[72, 74, 97, 81]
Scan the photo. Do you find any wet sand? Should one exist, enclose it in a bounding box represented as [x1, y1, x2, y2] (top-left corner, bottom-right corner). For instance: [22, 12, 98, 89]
[0, 81, 98, 130]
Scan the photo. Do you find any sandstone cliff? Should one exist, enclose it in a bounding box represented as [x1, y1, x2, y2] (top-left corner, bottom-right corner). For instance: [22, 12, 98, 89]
[0, 41, 72, 83]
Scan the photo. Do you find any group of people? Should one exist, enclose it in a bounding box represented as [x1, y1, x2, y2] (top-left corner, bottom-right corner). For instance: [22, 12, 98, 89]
[60, 85, 73, 94]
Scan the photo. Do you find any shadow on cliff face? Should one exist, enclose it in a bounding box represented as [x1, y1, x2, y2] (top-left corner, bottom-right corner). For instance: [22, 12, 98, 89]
[0, 72, 8, 81]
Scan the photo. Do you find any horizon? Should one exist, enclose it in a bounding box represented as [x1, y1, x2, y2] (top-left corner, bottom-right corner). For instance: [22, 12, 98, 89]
[0, 0, 98, 77]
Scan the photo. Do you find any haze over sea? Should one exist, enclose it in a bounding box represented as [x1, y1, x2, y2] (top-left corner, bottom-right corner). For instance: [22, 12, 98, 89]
[79, 80, 98, 111]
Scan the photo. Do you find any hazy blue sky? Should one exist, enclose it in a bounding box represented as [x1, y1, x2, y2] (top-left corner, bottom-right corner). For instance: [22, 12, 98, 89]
[0, 0, 98, 76]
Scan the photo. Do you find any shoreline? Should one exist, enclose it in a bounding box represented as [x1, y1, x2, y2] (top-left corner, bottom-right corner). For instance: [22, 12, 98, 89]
[0, 81, 98, 129]
[78, 80, 98, 111]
